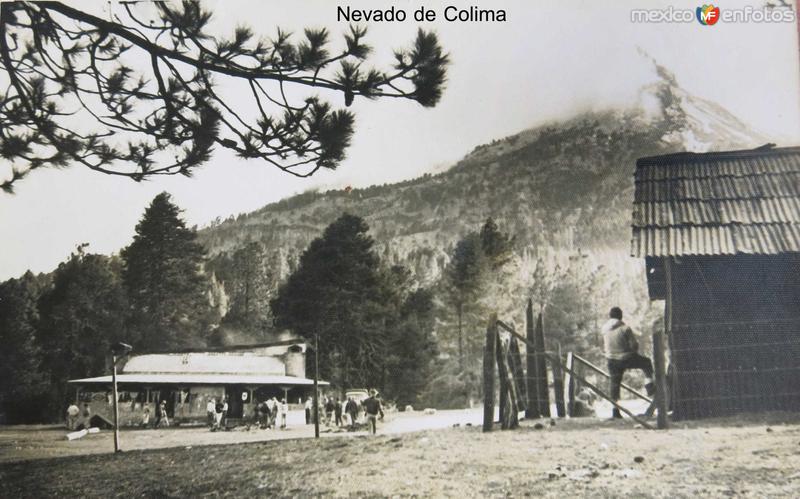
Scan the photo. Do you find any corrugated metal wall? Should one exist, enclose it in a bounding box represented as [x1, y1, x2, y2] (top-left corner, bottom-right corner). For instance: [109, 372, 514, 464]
[667, 255, 800, 419]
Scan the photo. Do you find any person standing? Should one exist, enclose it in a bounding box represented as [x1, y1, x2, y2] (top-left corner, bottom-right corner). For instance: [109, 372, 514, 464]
[304, 397, 312, 425]
[221, 397, 229, 428]
[206, 398, 216, 428]
[157, 400, 170, 428]
[261, 399, 272, 430]
[602, 306, 656, 419]
[334, 397, 343, 427]
[265, 397, 276, 429]
[66, 403, 79, 430]
[213, 399, 223, 430]
[142, 403, 151, 428]
[362, 390, 384, 435]
[324, 397, 335, 427]
[345, 397, 359, 430]
[80, 402, 92, 430]
[279, 398, 288, 429]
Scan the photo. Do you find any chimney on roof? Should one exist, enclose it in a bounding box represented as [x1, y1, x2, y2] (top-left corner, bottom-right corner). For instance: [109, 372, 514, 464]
[284, 344, 306, 378]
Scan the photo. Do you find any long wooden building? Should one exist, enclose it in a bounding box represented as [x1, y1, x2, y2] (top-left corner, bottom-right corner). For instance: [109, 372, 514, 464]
[68, 340, 327, 427]
[632, 145, 800, 419]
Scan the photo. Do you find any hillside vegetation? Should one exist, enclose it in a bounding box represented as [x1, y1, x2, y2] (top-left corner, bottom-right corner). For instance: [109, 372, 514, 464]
[199, 67, 767, 379]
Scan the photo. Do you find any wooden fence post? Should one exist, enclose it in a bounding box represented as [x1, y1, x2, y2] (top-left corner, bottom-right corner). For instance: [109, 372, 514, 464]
[565, 352, 576, 416]
[653, 329, 669, 429]
[552, 344, 566, 417]
[535, 312, 551, 417]
[525, 300, 540, 419]
[509, 338, 527, 413]
[496, 333, 508, 427]
[564, 352, 576, 418]
[483, 314, 497, 432]
[497, 333, 520, 429]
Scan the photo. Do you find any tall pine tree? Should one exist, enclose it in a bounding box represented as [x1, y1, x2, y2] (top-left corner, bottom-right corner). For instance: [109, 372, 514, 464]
[443, 233, 484, 371]
[37, 250, 128, 415]
[122, 192, 214, 351]
[0, 272, 47, 422]
[441, 218, 515, 403]
[213, 241, 276, 343]
[272, 215, 438, 402]
[384, 286, 437, 408]
[271, 214, 386, 391]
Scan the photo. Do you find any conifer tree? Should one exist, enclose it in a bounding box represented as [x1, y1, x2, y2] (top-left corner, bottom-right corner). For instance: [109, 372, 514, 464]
[480, 217, 515, 269]
[443, 218, 514, 375]
[0, 272, 46, 422]
[384, 287, 437, 408]
[443, 232, 484, 371]
[121, 192, 214, 351]
[216, 241, 276, 341]
[271, 213, 386, 390]
[37, 250, 128, 414]
[272, 214, 438, 401]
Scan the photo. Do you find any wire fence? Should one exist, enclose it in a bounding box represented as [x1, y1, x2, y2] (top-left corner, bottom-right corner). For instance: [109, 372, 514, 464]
[485, 313, 800, 427]
[669, 320, 800, 419]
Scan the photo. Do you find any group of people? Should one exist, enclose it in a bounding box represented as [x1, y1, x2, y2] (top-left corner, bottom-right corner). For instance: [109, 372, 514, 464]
[249, 397, 288, 430]
[305, 395, 360, 429]
[141, 400, 170, 428]
[66, 399, 170, 430]
[205, 397, 230, 431]
[65, 402, 90, 430]
[304, 390, 384, 434]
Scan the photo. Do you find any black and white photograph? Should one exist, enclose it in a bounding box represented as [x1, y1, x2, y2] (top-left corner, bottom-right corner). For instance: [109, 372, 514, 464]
[1, 0, 799, 497]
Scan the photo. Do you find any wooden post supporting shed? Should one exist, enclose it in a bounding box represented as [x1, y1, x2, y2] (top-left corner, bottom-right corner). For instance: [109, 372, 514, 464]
[482, 314, 497, 432]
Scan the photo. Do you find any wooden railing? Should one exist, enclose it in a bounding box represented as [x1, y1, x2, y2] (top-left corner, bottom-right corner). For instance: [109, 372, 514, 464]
[483, 304, 665, 431]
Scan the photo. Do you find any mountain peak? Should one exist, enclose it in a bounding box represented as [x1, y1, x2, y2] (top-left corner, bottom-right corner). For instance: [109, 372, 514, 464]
[635, 50, 770, 151]
[201, 61, 774, 291]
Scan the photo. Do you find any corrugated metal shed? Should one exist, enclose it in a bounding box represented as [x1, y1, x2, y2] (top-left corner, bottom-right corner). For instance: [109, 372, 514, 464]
[632, 145, 800, 257]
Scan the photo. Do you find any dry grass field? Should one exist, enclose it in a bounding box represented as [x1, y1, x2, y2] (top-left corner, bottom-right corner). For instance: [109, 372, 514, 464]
[1, 411, 800, 498]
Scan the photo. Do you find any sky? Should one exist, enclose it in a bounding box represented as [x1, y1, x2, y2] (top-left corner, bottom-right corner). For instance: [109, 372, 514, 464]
[1, 0, 799, 280]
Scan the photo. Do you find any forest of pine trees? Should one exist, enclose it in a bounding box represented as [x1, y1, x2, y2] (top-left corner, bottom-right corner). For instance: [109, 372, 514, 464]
[0, 193, 223, 422]
[0, 189, 523, 422]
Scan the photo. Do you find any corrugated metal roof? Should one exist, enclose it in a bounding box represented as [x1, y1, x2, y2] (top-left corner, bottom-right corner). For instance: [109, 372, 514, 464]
[122, 352, 287, 376]
[67, 374, 328, 386]
[634, 174, 800, 202]
[632, 146, 800, 257]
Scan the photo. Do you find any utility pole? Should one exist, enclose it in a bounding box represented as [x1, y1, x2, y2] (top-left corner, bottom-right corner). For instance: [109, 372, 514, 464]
[112, 352, 120, 452]
[313, 332, 320, 439]
[110, 342, 132, 453]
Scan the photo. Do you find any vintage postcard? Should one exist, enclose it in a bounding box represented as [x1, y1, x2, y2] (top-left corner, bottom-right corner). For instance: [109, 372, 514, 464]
[0, 1, 798, 497]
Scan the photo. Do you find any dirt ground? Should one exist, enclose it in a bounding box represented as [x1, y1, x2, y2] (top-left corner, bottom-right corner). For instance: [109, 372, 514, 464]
[0, 408, 485, 463]
[2, 410, 800, 498]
